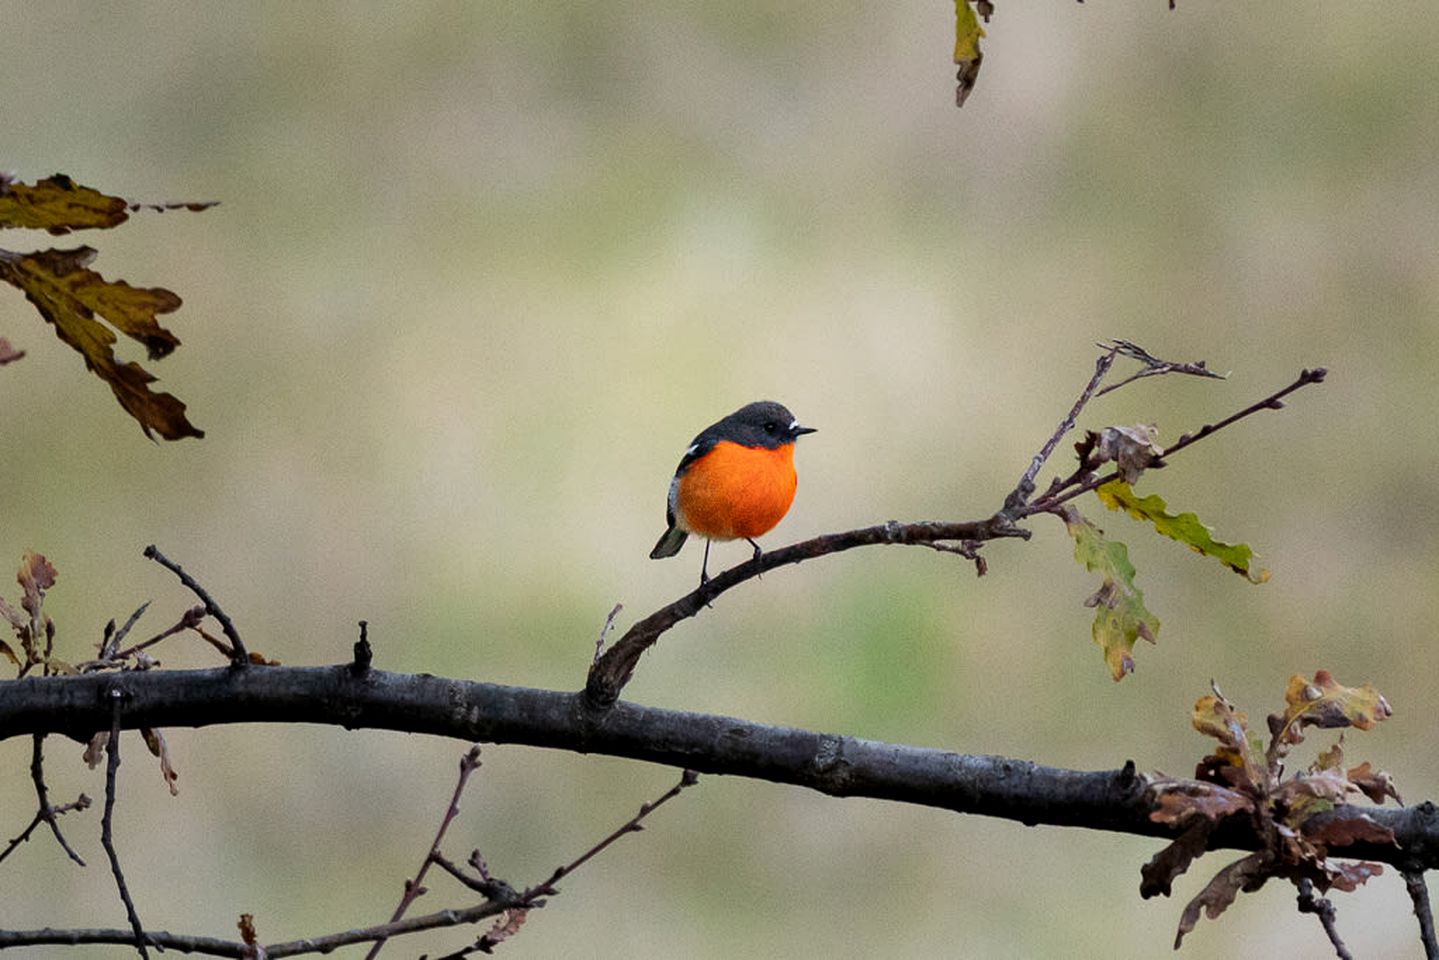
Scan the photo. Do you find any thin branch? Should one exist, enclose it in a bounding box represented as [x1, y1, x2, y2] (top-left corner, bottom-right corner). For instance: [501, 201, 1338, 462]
[79, 606, 208, 672]
[1000, 346, 1116, 516]
[0, 901, 518, 958]
[1295, 878, 1353, 960]
[28, 733, 86, 865]
[0, 789, 89, 865]
[101, 602, 152, 660]
[142, 545, 249, 665]
[431, 852, 515, 899]
[100, 688, 150, 959]
[1158, 366, 1327, 461]
[523, 768, 697, 900]
[587, 516, 1027, 703]
[1027, 367, 1328, 516]
[0, 770, 696, 958]
[1092, 338, 1227, 398]
[1405, 870, 1439, 960]
[365, 744, 484, 959]
[429, 770, 699, 959]
[112, 606, 205, 661]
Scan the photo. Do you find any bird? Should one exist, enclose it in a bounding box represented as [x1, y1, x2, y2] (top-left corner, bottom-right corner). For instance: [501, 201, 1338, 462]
[650, 400, 816, 585]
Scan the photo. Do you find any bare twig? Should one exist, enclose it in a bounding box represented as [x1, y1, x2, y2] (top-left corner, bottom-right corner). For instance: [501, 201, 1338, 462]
[522, 768, 698, 900]
[0, 901, 519, 958]
[587, 516, 1026, 703]
[365, 744, 484, 959]
[430, 852, 515, 900]
[142, 545, 248, 665]
[1028, 367, 1328, 516]
[113, 606, 205, 661]
[101, 602, 152, 660]
[1092, 339, 1227, 398]
[434, 769, 701, 959]
[593, 603, 623, 665]
[24, 734, 86, 865]
[926, 540, 988, 576]
[77, 607, 207, 673]
[1001, 346, 1117, 516]
[1295, 878, 1352, 960]
[100, 688, 150, 959]
[1405, 870, 1439, 960]
[0, 767, 698, 958]
[0, 740, 89, 865]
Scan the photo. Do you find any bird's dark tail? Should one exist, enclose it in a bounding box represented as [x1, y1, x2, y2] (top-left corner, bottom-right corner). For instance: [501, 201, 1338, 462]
[649, 526, 688, 559]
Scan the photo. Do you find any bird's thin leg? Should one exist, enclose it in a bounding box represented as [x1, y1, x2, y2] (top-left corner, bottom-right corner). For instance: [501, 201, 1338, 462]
[700, 540, 712, 586]
[746, 538, 764, 579]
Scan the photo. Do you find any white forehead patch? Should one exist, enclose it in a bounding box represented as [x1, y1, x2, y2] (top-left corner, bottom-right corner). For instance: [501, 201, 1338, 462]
[788, 419, 800, 431]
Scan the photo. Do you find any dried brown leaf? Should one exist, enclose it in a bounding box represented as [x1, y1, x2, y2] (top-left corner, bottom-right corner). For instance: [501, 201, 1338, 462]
[1276, 670, 1392, 746]
[1283, 767, 1355, 806]
[83, 732, 108, 768]
[1313, 739, 1344, 773]
[0, 596, 22, 631]
[477, 907, 528, 953]
[1347, 761, 1402, 806]
[0, 246, 202, 439]
[1174, 853, 1270, 948]
[1150, 781, 1254, 827]
[1303, 813, 1396, 851]
[237, 913, 258, 946]
[142, 727, 180, 796]
[1095, 424, 1164, 484]
[1323, 859, 1384, 892]
[1191, 691, 1261, 790]
[18, 551, 56, 617]
[1141, 819, 1216, 899]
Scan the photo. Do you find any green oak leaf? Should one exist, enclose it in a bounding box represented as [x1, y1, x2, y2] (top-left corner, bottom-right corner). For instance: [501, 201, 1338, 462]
[1062, 507, 1160, 681]
[1096, 480, 1269, 583]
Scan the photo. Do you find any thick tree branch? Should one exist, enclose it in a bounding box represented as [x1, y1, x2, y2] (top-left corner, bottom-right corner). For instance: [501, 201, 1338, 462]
[1, 666, 1430, 870]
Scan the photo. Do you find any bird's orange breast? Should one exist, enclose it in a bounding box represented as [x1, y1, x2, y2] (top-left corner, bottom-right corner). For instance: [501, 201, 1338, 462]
[674, 441, 798, 541]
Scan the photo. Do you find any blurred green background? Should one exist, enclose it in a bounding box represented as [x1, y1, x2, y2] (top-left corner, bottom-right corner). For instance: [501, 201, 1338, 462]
[2, 4, 1436, 957]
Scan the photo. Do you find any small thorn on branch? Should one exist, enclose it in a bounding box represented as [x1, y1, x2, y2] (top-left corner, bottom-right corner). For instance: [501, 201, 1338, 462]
[353, 620, 373, 674]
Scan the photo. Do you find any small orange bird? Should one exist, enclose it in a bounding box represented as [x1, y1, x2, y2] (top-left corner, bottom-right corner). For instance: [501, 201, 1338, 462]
[650, 401, 816, 585]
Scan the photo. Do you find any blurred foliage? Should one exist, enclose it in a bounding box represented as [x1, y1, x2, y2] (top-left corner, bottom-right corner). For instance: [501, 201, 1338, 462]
[2, 3, 1437, 957]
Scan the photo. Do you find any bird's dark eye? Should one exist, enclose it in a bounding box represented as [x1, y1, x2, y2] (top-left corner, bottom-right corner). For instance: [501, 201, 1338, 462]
[763, 421, 778, 433]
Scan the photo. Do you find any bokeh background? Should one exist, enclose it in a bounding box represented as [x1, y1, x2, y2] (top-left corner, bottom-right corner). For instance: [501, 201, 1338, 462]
[2, 4, 1436, 957]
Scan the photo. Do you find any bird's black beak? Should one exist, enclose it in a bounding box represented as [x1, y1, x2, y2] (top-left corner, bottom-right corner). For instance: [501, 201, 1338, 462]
[792, 423, 817, 437]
